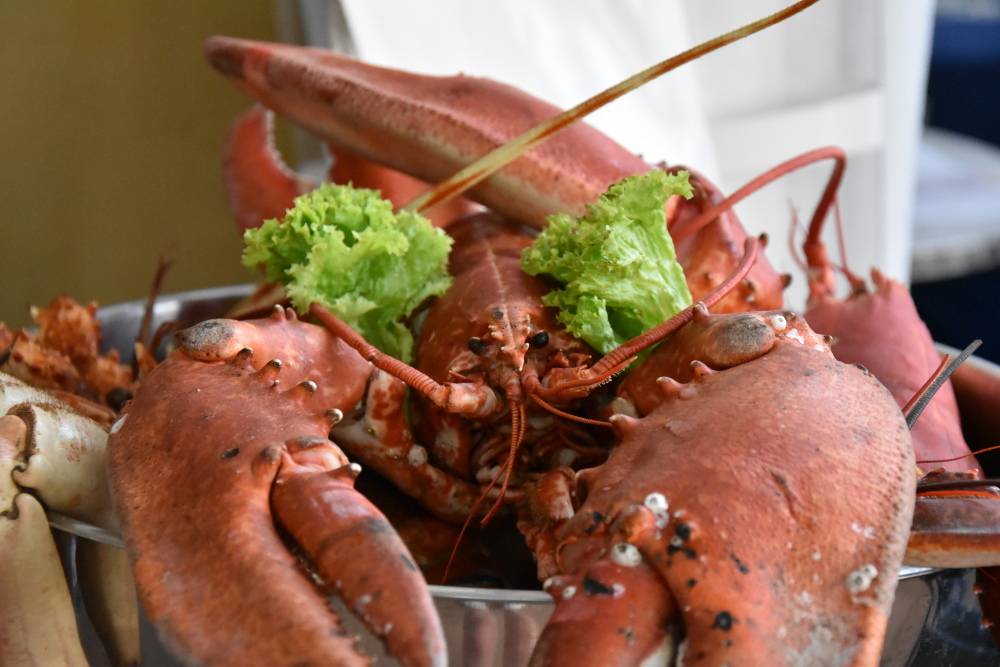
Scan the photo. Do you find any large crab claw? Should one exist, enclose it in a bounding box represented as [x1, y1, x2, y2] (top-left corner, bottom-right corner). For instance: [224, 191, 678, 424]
[206, 36, 787, 319]
[107, 312, 446, 666]
[222, 103, 314, 232]
[522, 330, 916, 665]
[806, 269, 980, 475]
[222, 103, 475, 230]
[204, 35, 648, 228]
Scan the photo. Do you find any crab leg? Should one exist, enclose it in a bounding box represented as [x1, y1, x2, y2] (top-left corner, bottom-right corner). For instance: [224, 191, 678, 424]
[532, 556, 677, 667]
[270, 440, 446, 665]
[906, 490, 1000, 568]
[223, 104, 314, 232]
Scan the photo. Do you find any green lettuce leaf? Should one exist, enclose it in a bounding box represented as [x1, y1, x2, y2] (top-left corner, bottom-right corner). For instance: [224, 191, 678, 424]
[242, 183, 452, 361]
[521, 170, 692, 353]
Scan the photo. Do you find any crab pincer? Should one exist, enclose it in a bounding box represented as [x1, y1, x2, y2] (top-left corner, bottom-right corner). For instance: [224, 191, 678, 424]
[203, 35, 648, 230]
[526, 328, 916, 666]
[107, 310, 446, 667]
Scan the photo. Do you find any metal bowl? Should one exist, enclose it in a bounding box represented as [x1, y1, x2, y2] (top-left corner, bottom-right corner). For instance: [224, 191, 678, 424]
[63, 285, 999, 666]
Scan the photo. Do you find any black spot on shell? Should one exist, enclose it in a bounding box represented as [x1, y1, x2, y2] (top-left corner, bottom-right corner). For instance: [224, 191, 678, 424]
[400, 553, 418, 572]
[668, 542, 697, 559]
[362, 519, 393, 535]
[675, 523, 692, 541]
[294, 435, 328, 449]
[259, 447, 281, 464]
[686, 578, 697, 588]
[729, 554, 750, 574]
[617, 626, 635, 646]
[585, 511, 605, 535]
[221, 447, 240, 459]
[712, 611, 734, 631]
[468, 337, 489, 355]
[315, 519, 392, 558]
[582, 576, 615, 597]
[491, 308, 504, 320]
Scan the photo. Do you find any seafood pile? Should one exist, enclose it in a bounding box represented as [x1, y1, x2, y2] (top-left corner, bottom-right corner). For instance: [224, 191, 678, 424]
[3, 1, 1000, 666]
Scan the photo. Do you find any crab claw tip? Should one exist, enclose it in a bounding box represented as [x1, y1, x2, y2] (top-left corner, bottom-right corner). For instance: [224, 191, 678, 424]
[273, 468, 447, 667]
[203, 35, 250, 79]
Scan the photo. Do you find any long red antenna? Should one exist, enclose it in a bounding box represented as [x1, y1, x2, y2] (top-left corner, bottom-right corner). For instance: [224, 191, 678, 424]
[404, 0, 821, 214]
[671, 147, 846, 244]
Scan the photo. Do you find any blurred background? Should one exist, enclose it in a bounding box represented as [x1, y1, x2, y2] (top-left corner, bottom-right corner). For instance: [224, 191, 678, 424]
[1, 0, 997, 359]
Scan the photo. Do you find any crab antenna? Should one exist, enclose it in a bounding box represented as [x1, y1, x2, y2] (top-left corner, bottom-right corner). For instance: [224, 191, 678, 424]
[904, 340, 982, 428]
[531, 393, 615, 429]
[918, 444, 1000, 466]
[404, 0, 821, 213]
[594, 236, 761, 379]
[535, 236, 759, 399]
[481, 401, 527, 526]
[788, 202, 809, 271]
[671, 146, 846, 243]
[831, 199, 865, 290]
[443, 400, 529, 583]
[309, 304, 500, 416]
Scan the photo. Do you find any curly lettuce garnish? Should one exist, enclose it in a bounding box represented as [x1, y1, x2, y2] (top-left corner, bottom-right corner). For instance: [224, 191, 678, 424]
[521, 170, 693, 353]
[242, 183, 452, 361]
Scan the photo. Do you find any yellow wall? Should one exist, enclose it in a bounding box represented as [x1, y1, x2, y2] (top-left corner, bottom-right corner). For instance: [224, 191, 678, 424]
[0, 2, 281, 326]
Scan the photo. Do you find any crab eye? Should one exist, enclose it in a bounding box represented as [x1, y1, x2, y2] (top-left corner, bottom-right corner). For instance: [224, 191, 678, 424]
[468, 337, 489, 355]
[529, 331, 550, 349]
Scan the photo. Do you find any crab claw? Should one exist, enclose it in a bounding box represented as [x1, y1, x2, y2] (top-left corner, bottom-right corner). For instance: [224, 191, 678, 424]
[532, 556, 676, 667]
[525, 340, 916, 665]
[223, 104, 315, 232]
[108, 339, 445, 666]
[272, 442, 445, 666]
[328, 146, 479, 227]
[224, 104, 476, 231]
[203, 35, 648, 227]
[668, 168, 785, 313]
